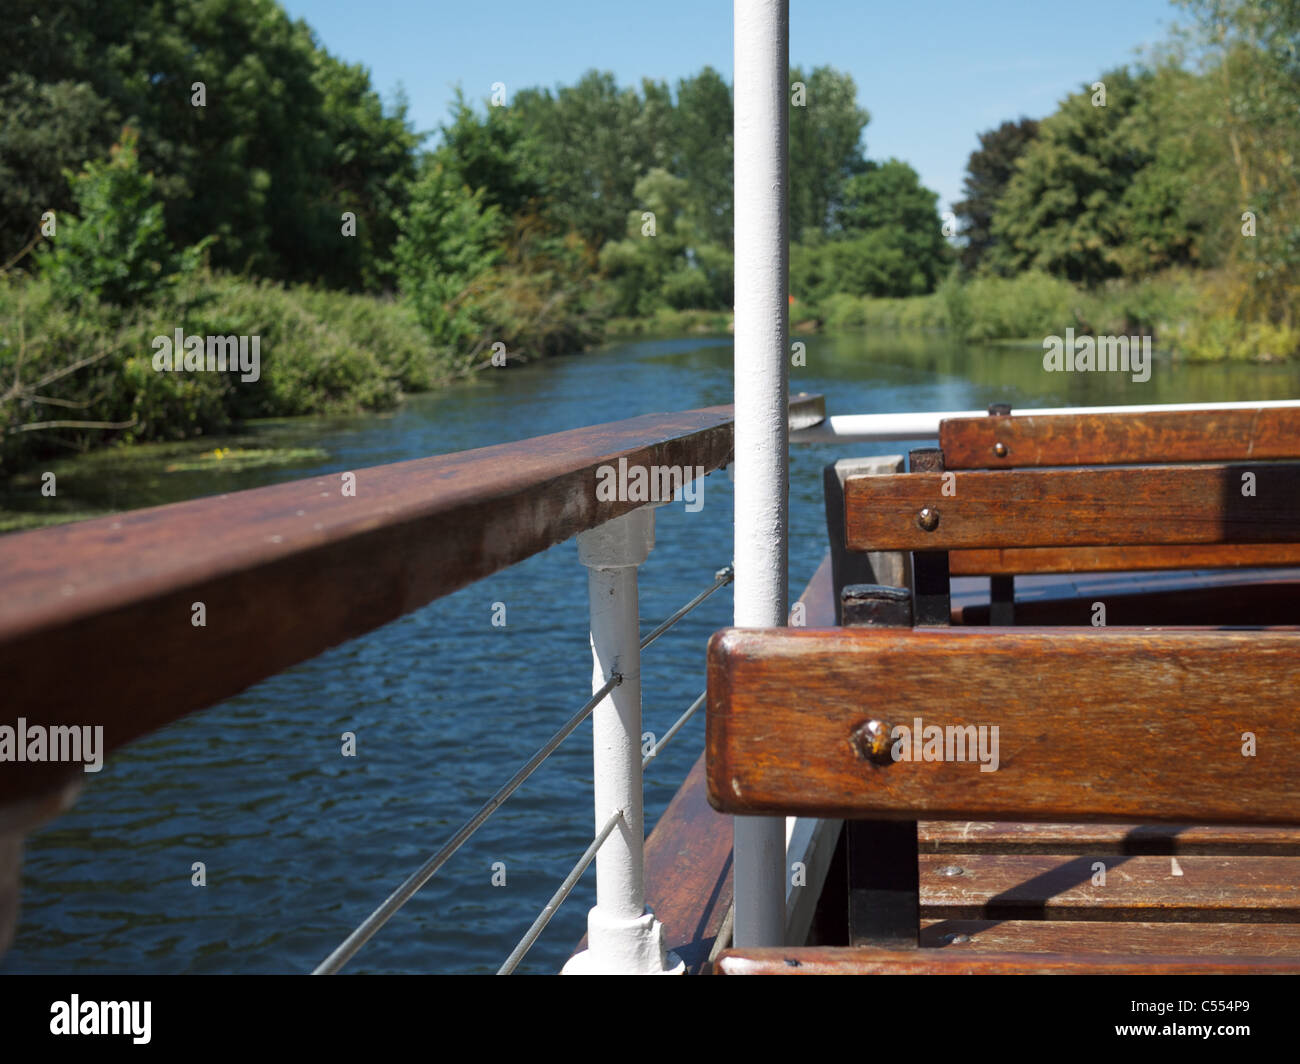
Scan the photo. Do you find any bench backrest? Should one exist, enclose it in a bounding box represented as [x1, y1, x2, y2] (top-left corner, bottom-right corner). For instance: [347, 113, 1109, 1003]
[706, 625, 1300, 824]
[849, 407, 1300, 575]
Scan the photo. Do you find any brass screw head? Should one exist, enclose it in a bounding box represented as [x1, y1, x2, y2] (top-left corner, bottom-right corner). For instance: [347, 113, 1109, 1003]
[993, 441, 1008, 458]
[916, 507, 940, 532]
[851, 720, 895, 765]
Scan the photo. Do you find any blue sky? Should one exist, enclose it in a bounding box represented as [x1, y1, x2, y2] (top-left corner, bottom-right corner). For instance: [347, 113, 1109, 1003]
[281, 0, 1183, 213]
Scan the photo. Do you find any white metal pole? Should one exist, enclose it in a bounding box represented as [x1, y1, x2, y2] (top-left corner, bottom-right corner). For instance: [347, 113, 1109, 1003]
[563, 507, 682, 974]
[732, 0, 789, 949]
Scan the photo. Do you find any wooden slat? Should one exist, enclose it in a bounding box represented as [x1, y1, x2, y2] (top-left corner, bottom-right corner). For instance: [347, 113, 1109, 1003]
[714, 946, 1300, 974]
[845, 464, 1300, 551]
[941, 407, 1300, 469]
[951, 543, 1300, 575]
[706, 627, 1300, 824]
[919, 821, 1300, 856]
[919, 853, 1300, 922]
[0, 395, 825, 806]
[920, 919, 1300, 955]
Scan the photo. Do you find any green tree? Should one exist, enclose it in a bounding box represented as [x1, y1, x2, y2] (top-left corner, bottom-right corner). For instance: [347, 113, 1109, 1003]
[392, 162, 503, 349]
[837, 158, 949, 286]
[1, 0, 418, 291]
[1172, 0, 1300, 321]
[1106, 63, 1210, 277]
[791, 159, 948, 301]
[989, 69, 1154, 284]
[788, 66, 870, 240]
[513, 71, 652, 250]
[436, 92, 543, 218]
[312, 54, 419, 290]
[599, 169, 732, 315]
[672, 68, 734, 248]
[952, 118, 1039, 272]
[0, 75, 114, 267]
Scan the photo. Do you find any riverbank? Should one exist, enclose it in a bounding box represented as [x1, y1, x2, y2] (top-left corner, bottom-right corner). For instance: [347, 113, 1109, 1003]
[813, 270, 1300, 364]
[609, 269, 1300, 365]
[0, 259, 609, 483]
[0, 270, 434, 474]
[8, 328, 1299, 538]
[5, 265, 1295, 501]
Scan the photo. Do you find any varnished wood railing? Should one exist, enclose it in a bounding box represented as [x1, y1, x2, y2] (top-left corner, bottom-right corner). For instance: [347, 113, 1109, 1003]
[0, 394, 824, 807]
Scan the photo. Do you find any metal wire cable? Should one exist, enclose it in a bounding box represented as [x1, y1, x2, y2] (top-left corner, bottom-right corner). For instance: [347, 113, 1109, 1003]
[316, 563, 732, 974]
[313, 671, 622, 975]
[497, 809, 625, 975]
[642, 690, 707, 770]
[639, 565, 733, 652]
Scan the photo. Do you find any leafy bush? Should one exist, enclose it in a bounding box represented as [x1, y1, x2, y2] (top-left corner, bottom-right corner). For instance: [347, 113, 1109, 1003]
[38, 129, 208, 309]
[817, 291, 949, 333]
[956, 272, 1079, 341]
[0, 268, 443, 475]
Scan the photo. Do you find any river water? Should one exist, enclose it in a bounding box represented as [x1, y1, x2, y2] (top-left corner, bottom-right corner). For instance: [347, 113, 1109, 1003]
[4, 332, 1297, 974]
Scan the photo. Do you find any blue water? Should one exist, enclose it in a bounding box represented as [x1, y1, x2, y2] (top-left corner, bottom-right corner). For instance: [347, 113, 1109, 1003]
[5, 333, 1297, 973]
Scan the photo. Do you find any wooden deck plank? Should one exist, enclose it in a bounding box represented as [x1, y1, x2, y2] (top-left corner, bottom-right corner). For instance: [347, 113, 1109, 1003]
[919, 854, 1300, 922]
[715, 946, 1300, 974]
[639, 753, 733, 974]
[919, 919, 1300, 955]
[706, 627, 1300, 824]
[940, 407, 1300, 469]
[919, 821, 1300, 856]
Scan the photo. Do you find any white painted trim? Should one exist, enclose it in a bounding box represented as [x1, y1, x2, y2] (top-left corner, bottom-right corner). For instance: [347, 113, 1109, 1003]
[785, 816, 842, 945]
[564, 508, 681, 974]
[791, 399, 1300, 444]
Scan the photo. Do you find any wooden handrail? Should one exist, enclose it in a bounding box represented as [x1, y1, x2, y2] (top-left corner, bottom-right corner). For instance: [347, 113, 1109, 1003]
[0, 395, 824, 805]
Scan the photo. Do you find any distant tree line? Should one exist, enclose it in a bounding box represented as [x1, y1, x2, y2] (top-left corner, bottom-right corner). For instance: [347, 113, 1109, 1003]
[0, 0, 955, 325]
[954, 0, 1300, 329]
[2, 0, 1296, 477]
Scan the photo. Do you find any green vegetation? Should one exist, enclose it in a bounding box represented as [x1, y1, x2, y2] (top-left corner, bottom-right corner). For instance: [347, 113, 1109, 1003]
[934, 0, 1300, 360]
[2, 0, 1296, 480]
[0, 266, 437, 473]
[0, 427, 335, 532]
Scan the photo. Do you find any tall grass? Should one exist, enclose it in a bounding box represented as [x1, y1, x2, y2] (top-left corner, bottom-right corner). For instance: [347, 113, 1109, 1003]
[812, 268, 1300, 362]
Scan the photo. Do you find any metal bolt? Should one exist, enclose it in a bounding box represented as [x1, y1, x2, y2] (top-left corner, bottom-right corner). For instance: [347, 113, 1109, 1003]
[850, 720, 895, 765]
[993, 441, 1008, 458]
[916, 507, 940, 532]
[942, 932, 972, 944]
[936, 865, 965, 877]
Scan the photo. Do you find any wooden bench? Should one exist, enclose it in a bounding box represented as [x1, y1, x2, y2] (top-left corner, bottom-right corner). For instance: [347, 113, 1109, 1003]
[913, 405, 1300, 624]
[707, 405, 1300, 973]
